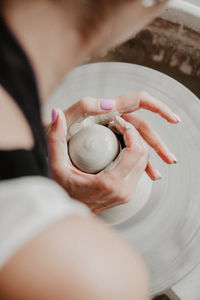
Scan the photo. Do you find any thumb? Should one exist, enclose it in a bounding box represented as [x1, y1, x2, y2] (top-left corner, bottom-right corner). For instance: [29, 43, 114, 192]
[48, 108, 71, 173]
[51, 107, 67, 138]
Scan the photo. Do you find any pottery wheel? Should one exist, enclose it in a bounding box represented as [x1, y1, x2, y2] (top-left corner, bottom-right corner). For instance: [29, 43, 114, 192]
[44, 62, 200, 296]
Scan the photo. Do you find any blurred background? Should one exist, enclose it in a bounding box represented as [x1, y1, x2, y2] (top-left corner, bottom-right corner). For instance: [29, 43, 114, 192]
[183, 0, 199, 5]
[89, 0, 200, 101]
[88, 1, 200, 299]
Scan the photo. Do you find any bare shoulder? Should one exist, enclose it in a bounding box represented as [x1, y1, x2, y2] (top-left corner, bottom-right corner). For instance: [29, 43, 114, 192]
[0, 215, 149, 300]
[0, 86, 34, 150]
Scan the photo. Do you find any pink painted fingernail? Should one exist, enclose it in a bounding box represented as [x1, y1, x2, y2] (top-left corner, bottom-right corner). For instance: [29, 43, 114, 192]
[155, 170, 162, 180]
[170, 152, 177, 163]
[100, 99, 116, 110]
[173, 113, 181, 123]
[52, 107, 58, 123]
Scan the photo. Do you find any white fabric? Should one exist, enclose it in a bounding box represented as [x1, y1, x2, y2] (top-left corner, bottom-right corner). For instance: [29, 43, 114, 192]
[0, 176, 90, 269]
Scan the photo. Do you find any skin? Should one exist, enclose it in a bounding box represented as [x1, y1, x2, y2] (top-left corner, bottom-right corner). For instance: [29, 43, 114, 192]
[2, 0, 168, 101]
[48, 94, 179, 213]
[0, 216, 149, 300]
[0, 0, 176, 299]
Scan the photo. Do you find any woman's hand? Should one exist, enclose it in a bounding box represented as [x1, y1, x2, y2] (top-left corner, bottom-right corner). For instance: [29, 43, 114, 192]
[47, 92, 181, 213]
[64, 91, 180, 177]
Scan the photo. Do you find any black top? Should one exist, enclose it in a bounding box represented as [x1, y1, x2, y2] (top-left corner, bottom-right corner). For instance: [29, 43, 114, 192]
[0, 16, 49, 180]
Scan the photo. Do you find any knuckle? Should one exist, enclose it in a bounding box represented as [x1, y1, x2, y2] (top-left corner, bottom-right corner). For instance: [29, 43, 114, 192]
[47, 129, 54, 140]
[135, 144, 149, 158]
[138, 91, 149, 99]
[79, 97, 91, 113]
[117, 190, 130, 204]
[123, 197, 131, 204]
[132, 142, 143, 153]
[48, 132, 65, 145]
[51, 164, 61, 180]
[48, 132, 57, 144]
[143, 145, 149, 157]
[139, 120, 150, 131]
[50, 160, 68, 180]
[152, 141, 160, 152]
[98, 177, 113, 193]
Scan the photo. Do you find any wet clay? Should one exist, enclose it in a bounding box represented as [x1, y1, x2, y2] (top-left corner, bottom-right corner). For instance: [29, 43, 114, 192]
[68, 124, 120, 174]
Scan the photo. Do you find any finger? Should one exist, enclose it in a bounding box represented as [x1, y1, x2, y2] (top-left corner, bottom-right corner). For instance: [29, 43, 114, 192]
[43, 118, 51, 131]
[48, 108, 71, 173]
[115, 92, 181, 124]
[145, 161, 162, 181]
[108, 121, 120, 134]
[123, 114, 177, 164]
[91, 202, 120, 214]
[64, 92, 181, 127]
[64, 97, 117, 127]
[103, 116, 148, 178]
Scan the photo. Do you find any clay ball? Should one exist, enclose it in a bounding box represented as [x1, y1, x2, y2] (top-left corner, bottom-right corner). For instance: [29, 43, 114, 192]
[68, 124, 119, 174]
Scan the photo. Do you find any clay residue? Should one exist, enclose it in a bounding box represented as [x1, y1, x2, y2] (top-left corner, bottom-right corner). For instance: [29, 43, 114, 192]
[89, 17, 200, 99]
[151, 18, 181, 33]
[183, 26, 200, 43]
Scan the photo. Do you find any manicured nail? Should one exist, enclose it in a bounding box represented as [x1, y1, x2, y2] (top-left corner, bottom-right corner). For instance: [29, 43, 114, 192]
[155, 170, 162, 180]
[52, 107, 58, 123]
[170, 152, 177, 163]
[100, 99, 116, 110]
[173, 113, 181, 123]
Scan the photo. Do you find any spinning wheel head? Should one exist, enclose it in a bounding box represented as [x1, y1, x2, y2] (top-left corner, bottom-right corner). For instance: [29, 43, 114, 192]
[44, 62, 200, 296]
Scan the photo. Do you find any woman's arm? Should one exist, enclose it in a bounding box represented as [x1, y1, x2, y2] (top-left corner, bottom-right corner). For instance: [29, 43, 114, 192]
[0, 215, 149, 300]
[0, 89, 149, 299]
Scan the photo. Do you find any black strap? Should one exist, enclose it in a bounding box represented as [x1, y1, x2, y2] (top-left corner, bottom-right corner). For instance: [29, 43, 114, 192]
[0, 150, 44, 180]
[0, 16, 49, 177]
